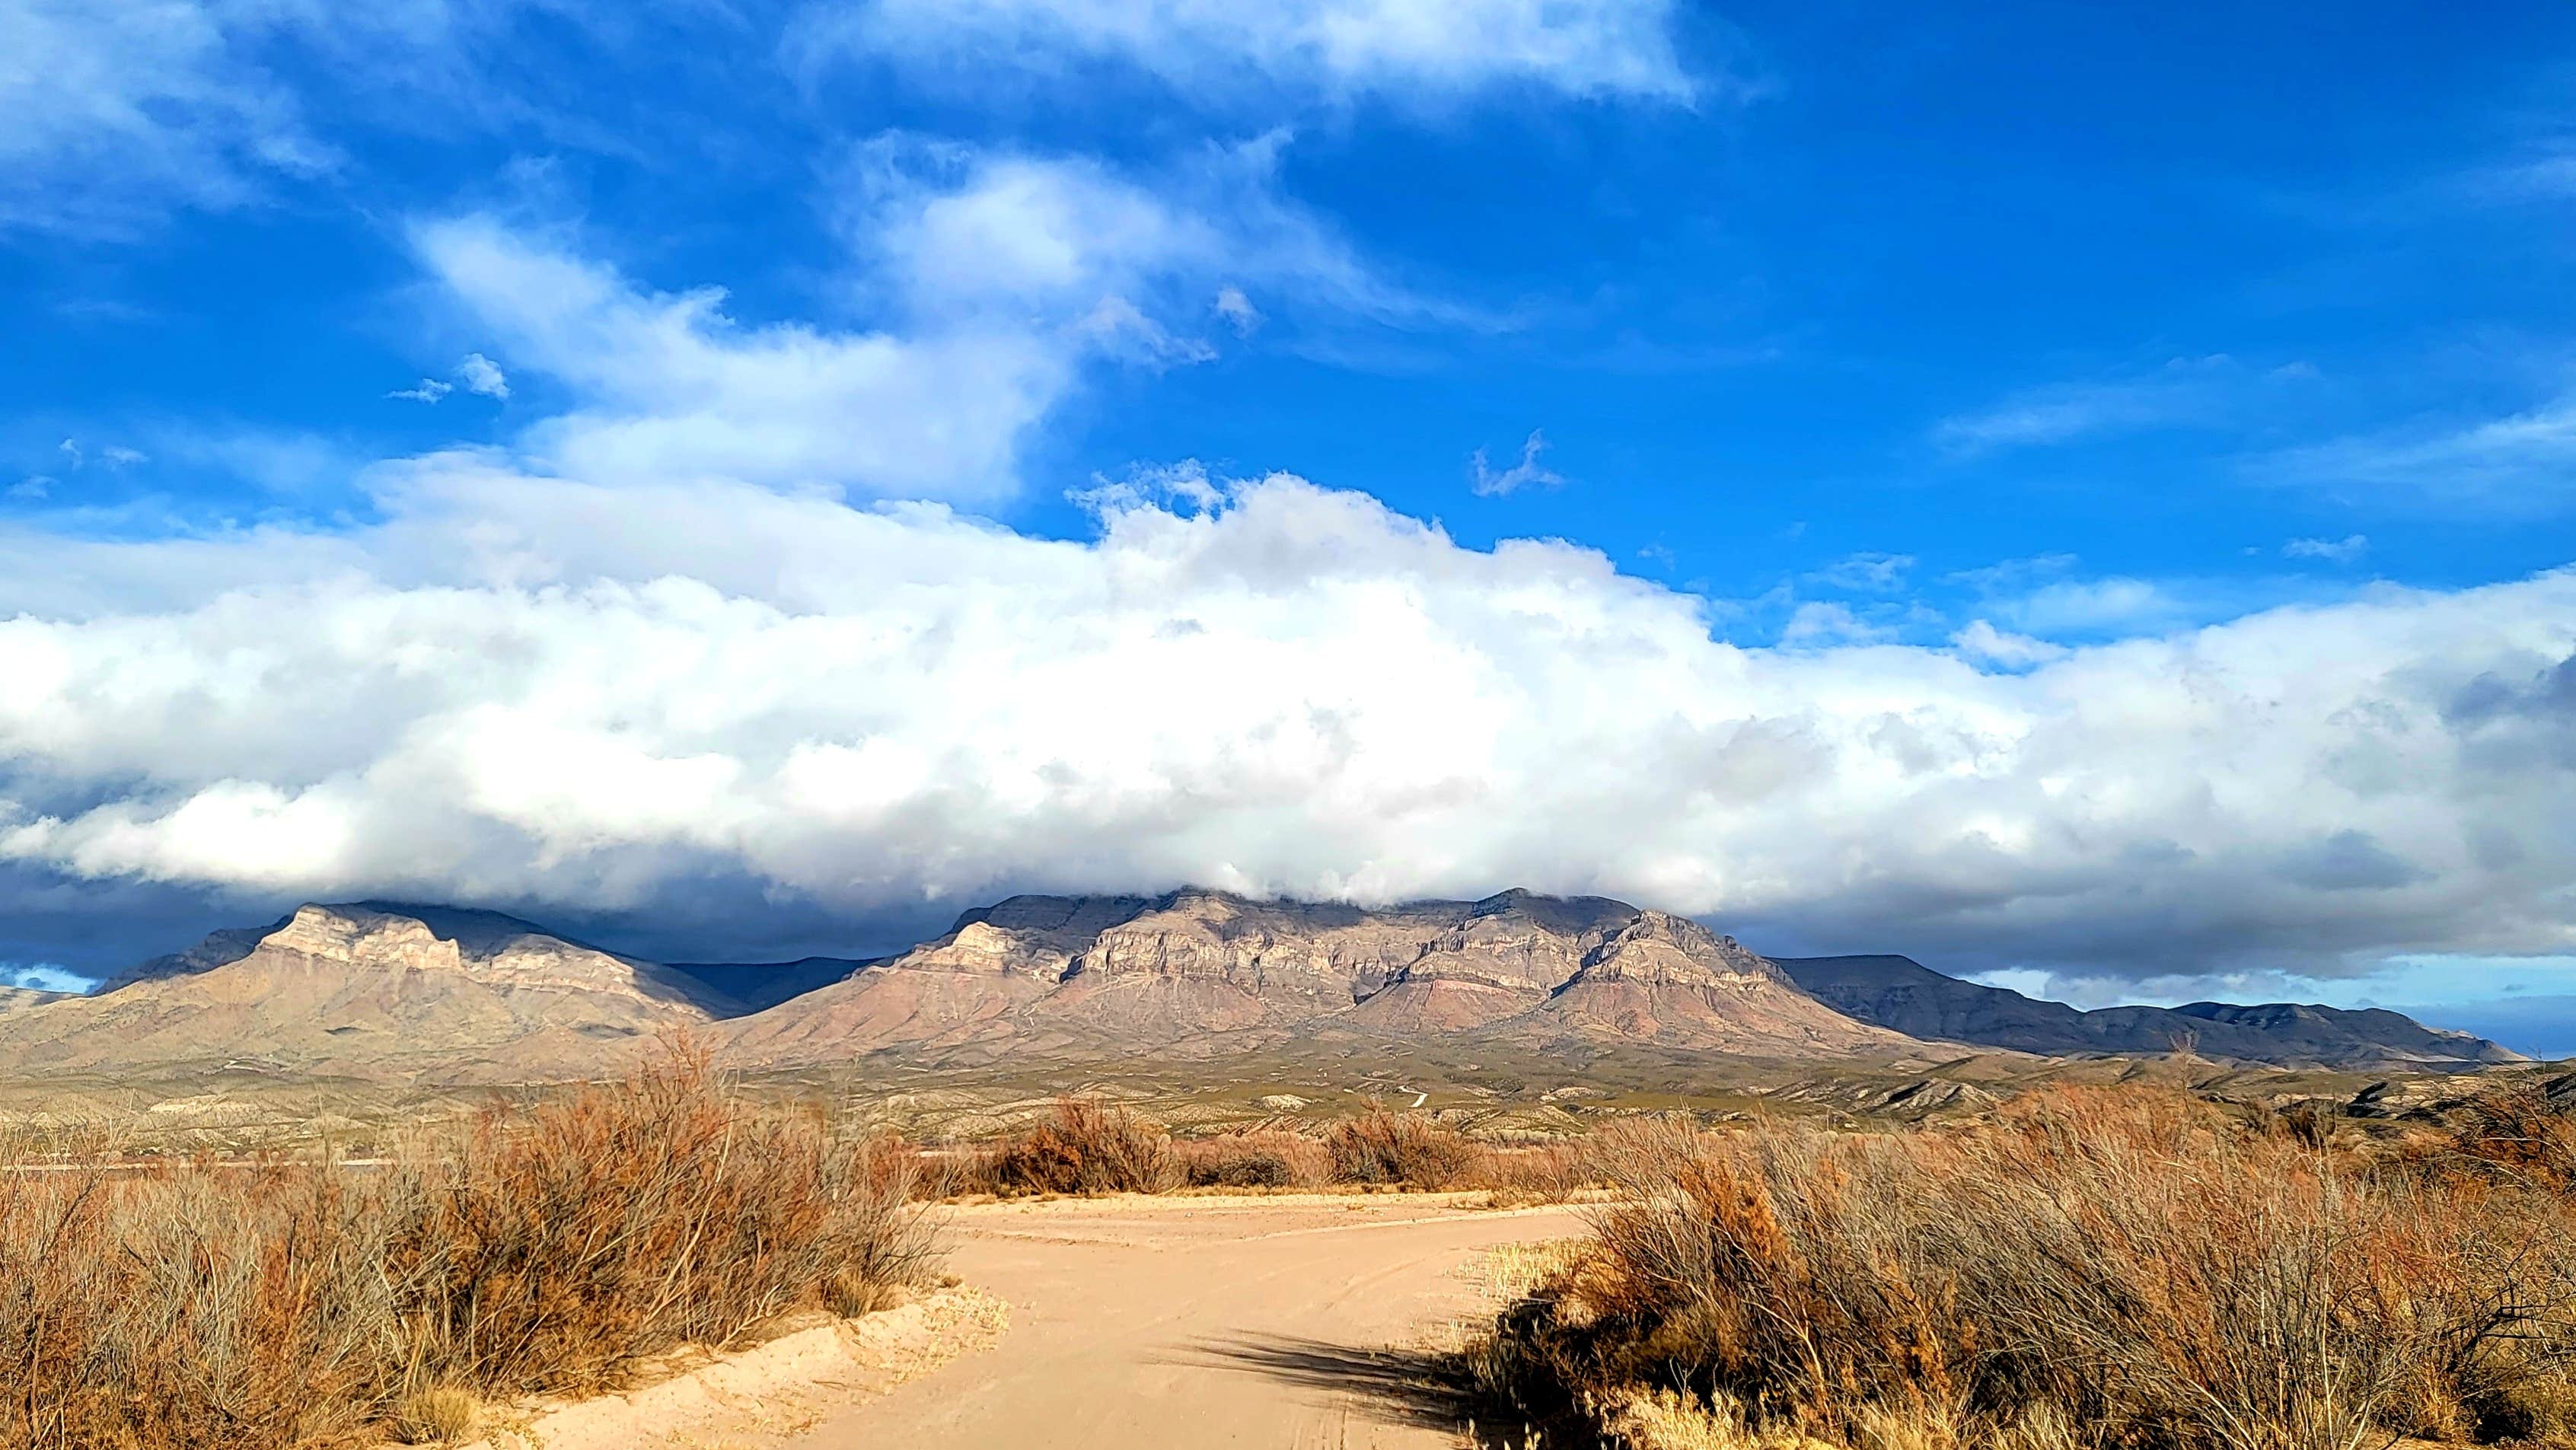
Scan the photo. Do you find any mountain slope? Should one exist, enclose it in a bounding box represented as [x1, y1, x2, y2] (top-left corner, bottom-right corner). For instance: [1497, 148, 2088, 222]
[0, 986, 63, 1016]
[0, 903, 724, 1080]
[725, 888, 1921, 1066]
[1774, 954, 2521, 1069]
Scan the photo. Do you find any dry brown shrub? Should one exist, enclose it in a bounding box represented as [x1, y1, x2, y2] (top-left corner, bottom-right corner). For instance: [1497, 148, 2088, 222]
[1174, 1131, 1330, 1190]
[0, 1043, 942, 1450]
[1325, 1108, 1486, 1189]
[2435, 1076, 2576, 1191]
[1478, 1085, 2576, 1450]
[1481, 1142, 1586, 1203]
[964, 1098, 1177, 1196]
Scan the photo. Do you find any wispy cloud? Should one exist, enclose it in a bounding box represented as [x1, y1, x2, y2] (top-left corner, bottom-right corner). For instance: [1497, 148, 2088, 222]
[1806, 550, 1914, 593]
[388, 355, 511, 405]
[2283, 534, 2369, 563]
[1932, 355, 2314, 458]
[2255, 398, 2576, 512]
[413, 135, 1466, 501]
[789, 0, 1711, 109]
[1213, 286, 1263, 336]
[1469, 429, 1566, 496]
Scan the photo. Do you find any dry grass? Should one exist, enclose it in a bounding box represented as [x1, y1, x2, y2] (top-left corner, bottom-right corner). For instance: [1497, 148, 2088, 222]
[0, 1043, 942, 1450]
[1468, 1085, 2576, 1450]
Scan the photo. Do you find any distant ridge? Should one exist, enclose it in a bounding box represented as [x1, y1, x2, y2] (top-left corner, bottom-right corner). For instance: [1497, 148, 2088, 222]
[1774, 954, 2523, 1071]
[0, 985, 63, 1016]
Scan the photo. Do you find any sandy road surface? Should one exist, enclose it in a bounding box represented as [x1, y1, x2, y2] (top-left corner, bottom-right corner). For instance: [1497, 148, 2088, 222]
[791, 1194, 1587, 1449]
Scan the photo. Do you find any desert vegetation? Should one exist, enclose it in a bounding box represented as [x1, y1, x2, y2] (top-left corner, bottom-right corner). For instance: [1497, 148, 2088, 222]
[0, 1044, 940, 1450]
[1459, 1082, 2576, 1450]
[955, 1095, 1584, 1198]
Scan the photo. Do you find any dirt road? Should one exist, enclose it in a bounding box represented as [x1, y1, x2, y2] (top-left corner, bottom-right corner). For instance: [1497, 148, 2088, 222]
[790, 1194, 1586, 1449]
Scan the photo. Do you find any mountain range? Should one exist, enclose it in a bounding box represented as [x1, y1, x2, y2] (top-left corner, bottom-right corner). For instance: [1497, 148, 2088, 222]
[0, 890, 2523, 1082]
[1775, 954, 2524, 1069]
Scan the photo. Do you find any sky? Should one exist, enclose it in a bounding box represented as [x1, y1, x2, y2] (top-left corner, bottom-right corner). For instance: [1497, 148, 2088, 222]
[4, 1, 2576, 1050]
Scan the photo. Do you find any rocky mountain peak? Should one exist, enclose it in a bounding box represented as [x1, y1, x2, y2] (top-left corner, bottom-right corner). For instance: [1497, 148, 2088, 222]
[1571, 910, 1782, 987]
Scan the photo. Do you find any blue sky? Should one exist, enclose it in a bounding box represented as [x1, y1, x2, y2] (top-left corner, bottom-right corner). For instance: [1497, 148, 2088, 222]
[6, 0, 2576, 1052]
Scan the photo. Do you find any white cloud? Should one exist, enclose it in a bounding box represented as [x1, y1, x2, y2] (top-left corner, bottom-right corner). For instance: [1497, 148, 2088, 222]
[792, 0, 1702, 107]
[3, 462, 2572, 977]
[410, 141, 1455, 499]
[2283, 534, 2369, 563]
[455, 352, 509, 399]
[1469, 429, 1565, 496]
[390, 378, 455, 403]
[413, 212, 1078, 501]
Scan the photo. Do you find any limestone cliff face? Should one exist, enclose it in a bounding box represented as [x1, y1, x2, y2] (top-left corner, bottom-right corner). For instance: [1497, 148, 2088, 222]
[725, 888, 1921, 1066]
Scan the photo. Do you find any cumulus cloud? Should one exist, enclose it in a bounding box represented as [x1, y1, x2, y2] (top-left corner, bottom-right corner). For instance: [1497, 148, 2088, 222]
[455, 352, 509, 399]
[389, 378, 454, 403]
[791, 0, 1703, 107]
[2, 460, 2573, 980]
[1469, 429, 1565, 496]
